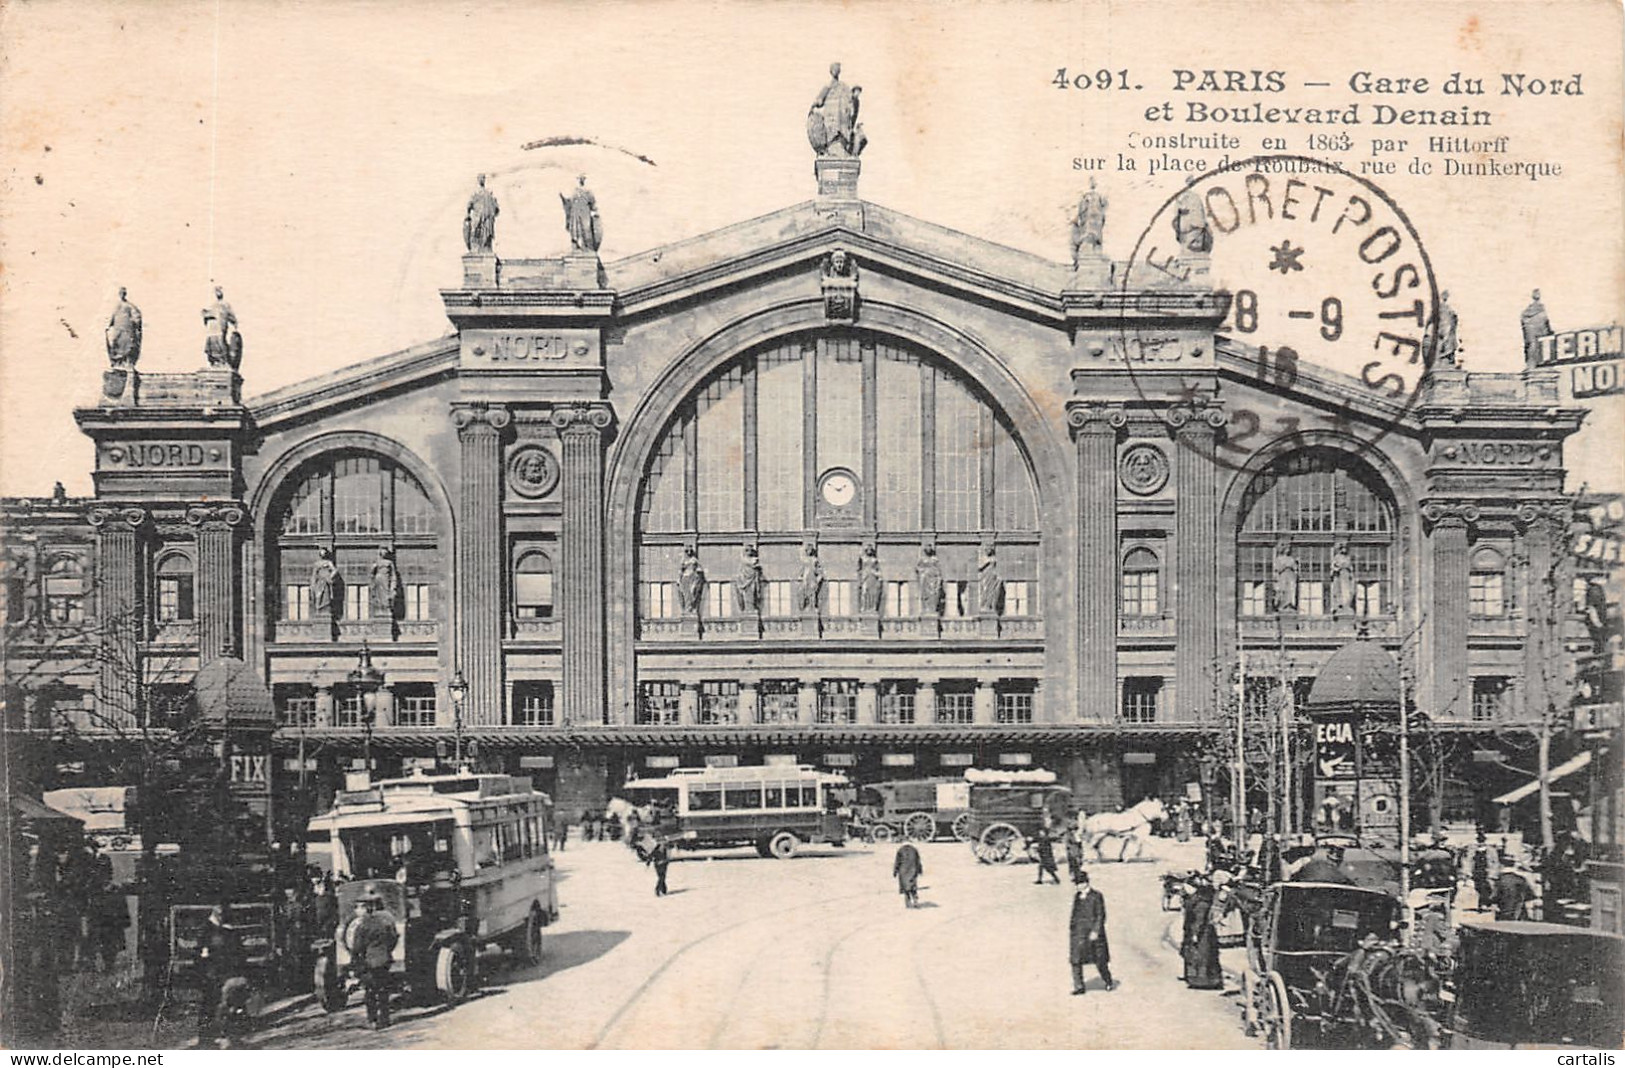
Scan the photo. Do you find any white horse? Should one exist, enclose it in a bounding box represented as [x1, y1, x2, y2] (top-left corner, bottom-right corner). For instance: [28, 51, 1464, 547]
[1079, 797, 1168, 861]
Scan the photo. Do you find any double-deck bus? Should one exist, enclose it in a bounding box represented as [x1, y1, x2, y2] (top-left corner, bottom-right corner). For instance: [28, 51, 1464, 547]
[621, 764, 851, 858]
[308, 770, 559, 1008]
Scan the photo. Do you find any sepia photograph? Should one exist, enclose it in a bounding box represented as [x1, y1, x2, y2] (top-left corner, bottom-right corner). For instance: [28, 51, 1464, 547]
[1, 0, 1621, 1052]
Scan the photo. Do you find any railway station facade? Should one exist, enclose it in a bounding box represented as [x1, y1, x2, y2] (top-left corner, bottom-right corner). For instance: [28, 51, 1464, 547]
[1, 147, 1594, 825]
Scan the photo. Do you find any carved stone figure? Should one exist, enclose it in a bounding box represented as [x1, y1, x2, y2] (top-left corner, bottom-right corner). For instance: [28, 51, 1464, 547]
[201, 286, 242, 369]
[369, 545, 401, 620]
[1071, 179, 1107, 266]
[857, 544, 883, 614]
[1172, 190, 1212, 254]
[1432, 289, 1460, 368]
[1272, 542, 1299, 613]
[798, 543, 825, 613]
[1329, 542, 1355, 616]
[806, 62, 865, 158]
[561, 174, 603, 254]
[464, 174, 499, 254]
[978, 544, 1002, 614]
[105, 287, 142, 367]
[1521, 289, 1553, 367]
[915, 544, 944, 617]
[734, 544, 764, 614]
[822, 249, 860, 320]
[677, 545, 706, 616]
[310, 545, 340, 618]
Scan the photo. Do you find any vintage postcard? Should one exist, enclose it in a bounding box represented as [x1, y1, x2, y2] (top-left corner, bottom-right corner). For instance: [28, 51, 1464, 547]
[2, 0, 1621, 1053]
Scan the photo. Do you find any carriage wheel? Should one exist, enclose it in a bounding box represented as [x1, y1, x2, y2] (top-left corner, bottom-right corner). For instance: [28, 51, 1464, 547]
[869, 823, 896, 843]
[975, 823, 1020, 865]
[904, 812, 936, 843]
[1241, 971, 1259, 1036]
[1262, 972, 1293, 1050]
[314, 954, 346, 1014]
[950, 813, 973, 842]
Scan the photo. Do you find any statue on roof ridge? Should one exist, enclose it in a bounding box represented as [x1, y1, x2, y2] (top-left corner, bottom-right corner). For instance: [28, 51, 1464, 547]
[807, 63, 866, 158]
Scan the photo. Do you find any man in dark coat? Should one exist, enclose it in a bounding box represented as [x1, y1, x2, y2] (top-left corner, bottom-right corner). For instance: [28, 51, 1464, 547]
[1068, 871, 1114, 994]
[893, 842, 923, 908]
[646, 838, 671, 897]
[348, 891, 399, 1029]
[1064, 827, 1085, 885]
[1180, 875, 1224, 989]
[1034, 825, 1061, 885]
[196, 905, 245, 1047]
[1294, 843, 1354, 884]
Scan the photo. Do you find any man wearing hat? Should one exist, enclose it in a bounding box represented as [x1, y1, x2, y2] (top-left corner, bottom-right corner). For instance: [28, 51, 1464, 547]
[1068, 871, 1115, 994]
[347, 889, 400, 1030]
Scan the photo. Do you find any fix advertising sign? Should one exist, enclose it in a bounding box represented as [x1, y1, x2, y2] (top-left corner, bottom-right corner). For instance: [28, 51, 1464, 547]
[1315, 717, 1357, 780]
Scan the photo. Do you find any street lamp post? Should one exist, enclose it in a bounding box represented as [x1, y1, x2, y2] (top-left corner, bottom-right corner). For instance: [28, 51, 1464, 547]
[347, 642, 385, 780]
[449, 670, 469, 768]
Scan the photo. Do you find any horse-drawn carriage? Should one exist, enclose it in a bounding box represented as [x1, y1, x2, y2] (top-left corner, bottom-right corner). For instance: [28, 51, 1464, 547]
[961, 771, 1073, 864]
[851, 777, 973, 843]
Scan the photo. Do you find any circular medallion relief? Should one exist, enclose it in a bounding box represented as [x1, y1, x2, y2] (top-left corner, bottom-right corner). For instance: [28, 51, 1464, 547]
[1118, 444, 1170, 496]
[508, 445, 560, 499]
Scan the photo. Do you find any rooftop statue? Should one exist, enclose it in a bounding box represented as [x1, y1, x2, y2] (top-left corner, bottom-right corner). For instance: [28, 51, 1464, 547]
[1521, 289, 1552, 367]
[105, 287, 142, 368]
[1172, 190, 1212, 254]
[807, 62, 866, 158]
[1431, 289, 1460, 368]
[202, 286, 242, 370]
[561, 174, 603, 254]
[1070, 179, 1107, 266]
[464, 174, 499, 254]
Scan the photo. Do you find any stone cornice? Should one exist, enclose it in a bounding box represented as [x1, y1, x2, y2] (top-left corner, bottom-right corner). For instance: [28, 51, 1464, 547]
[248, 336, 460, 431]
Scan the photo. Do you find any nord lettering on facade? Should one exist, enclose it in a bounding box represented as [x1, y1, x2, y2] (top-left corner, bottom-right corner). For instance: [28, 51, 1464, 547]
[489, 335, 569, 361]
[117, 443, 207, 467]
[1455, 441, 1542, 465]
[1535, 324, 1625, 366]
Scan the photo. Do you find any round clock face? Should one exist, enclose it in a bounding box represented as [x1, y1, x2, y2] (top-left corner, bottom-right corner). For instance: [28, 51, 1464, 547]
[820, 470, 858, 507]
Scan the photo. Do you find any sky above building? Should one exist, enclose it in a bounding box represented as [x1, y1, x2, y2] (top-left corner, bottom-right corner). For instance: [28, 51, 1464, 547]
[2, 0, 1620, 496]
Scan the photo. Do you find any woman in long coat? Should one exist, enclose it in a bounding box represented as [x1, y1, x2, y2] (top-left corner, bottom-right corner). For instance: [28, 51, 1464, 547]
[1181, 875, 1224, 989]
[893, 842, 923, 908]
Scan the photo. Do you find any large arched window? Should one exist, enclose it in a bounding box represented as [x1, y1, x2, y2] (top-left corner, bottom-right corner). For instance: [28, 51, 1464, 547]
[1120, 547, 1161, 617]
[154, 551, 195, 623]
[1470, 547, 1507, 617]
[514, 551, 555, 620]
[1236, 449, 1397, 618]
[271, 452, 439, 626]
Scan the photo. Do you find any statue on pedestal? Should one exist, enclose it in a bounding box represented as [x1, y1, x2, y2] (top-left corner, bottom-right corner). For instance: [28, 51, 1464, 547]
[734, 544, 764, 614]
[561, 175, 603, 254]
[1330, 542, 1355, 616]
[201, 286, 242, 369]
[677, 545, 707, 616]
[310, 546, 340, 618]
[915, 544, 943, 617]
[1431, 289, 1460, 368]
[798, 543, 825, 612]
[105, 287, 142, 368]
[978, 544, 1002, 614]
[464, 174, 499, 254]
[1070, 179, 1108, 266]
[1521, 289, 1553, 367]
[857, 543, 883, 614]
[1272, 541, 1299, 613]
[369, 545, 401, 620]
[806, 62, 866, 158]
[1173, 190, 1212, 254]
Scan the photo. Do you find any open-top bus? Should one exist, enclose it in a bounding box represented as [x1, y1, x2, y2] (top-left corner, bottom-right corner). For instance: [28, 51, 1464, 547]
[621, 764, 851, 858]
[307, 770, 559, 1009]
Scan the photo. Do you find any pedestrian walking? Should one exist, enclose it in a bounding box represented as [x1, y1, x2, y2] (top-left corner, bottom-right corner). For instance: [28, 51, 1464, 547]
[195, 905, 246, 1047]
[1068, 872, 1114, 994]
[645, 836, 671, 896]
[552, 808, 570, 852]
[1064, 827, 1084, 885]
[1493, 864, 1534, 921]
[893, 842, 923, 908]
[1181, 872, 1224, 989]
[347, 890, 399, 1030]
[1034, 825, 1061, 885]
[1470, 831, 1498, 910]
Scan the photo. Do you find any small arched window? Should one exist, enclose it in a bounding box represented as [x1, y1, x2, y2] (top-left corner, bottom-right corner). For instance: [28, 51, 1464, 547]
[155, 552, 195, 623]
[1120, 547, 1161, 617]
[514, 552, 555, 619]
[44, 555, 86, 626]
[1469, 547, 1506, 618]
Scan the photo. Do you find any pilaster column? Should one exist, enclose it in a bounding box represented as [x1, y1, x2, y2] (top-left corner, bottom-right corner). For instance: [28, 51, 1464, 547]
[798, 681, 819, 725]
[452, 403, 510, 726]
[1067, 402, 1125, 721]
[1518, 501, 1567, 722]
[680, 683, 700, 726]
[1171, 403, 1226, 722]
[917, 680, 938, 725]
[552, 403, 613, 726]
[973, 681, 996, 725]
[856, 682, 878, 726]
[88, 506, 145, 728]
[185, 504, 246, 661]
[1423, 500, 1478, 719]
[315, 686, 334, 729]
[739, 681, 760, 726]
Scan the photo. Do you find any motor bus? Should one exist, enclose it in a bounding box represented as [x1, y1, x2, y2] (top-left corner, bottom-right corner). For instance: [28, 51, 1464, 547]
[307, 769, 559, 1009]
[621, 764, 851, 858]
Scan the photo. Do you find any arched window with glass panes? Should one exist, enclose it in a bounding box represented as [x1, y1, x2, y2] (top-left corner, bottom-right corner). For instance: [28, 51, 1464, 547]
[1236, 449, 1396, 619]
[271, 453, 440, 631]
[635, 331, 1042, 625]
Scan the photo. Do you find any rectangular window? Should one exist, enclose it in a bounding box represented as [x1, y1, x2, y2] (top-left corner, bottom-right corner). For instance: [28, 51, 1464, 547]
[644, 582, 677, 619]
[333, 456, 383, 534]
[706, 582, 734, 618]
[697, 367, 746, 531]
[1355, 580, 1383, 617]
[274, 684, 317, 729]
[877, 349, 922, 530]
[403, 584, 432, 621]
[943, 581, 969, 618]
[284, 585, 311, 622]
[1297, 543, 1330, 615]
[282, 475, 325, 535]
[394, 684, 437, 727]
[393, 469, 434, 535]
[699, 680, 740, 725]
[512, 682, 555, 727]
[996, 684, 1035, 724]
[1123, 678, 1162, 724]
[642, 427, 685, 533]
[765, 581, 796, 617]
[1238, 544, 1272, 617]
[818, 338, 864, 479]
[879, 681, 916, 725]
[758, 680, 800, 724]
[1470, 573, 1505, 617]
[936, 685, 975, 725]
[1121, 570, 1158, 617]
[883, 581, 913, 618]
[1241, 581, 1269, 618]
[333, 689, 364, 728]
[345, 585, 370, 621]
[157, 576, 195, 623]
[818, 679, 858, 725]
[148, 684, 192, 727]
[1472, 677, 1509, 722]
[935, 374, 983, 531]
[757, 349, 804, 531]
[638, 681, 682, 726]
[515, 571, 554, 619]
[689, 786, 722, 812]
[724, 783, 763, 810]
[1003, 581, 1031, 617]
[994, 422, 1037, 530]
[826, 580, 853, 617]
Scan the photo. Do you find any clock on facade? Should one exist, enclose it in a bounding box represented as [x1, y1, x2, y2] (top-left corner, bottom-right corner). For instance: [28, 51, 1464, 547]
[819, 468, 859, 508]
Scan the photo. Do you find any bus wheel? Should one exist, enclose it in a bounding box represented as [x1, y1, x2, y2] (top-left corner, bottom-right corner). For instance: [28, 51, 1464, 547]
[520, 908, 545, 965]
[314, 954, 345, 1013]
[869, 824, 895, 843]
[904, 812, 936, 842]
[951, 813, 973, 842]
[769, 831, 799, 859]
[435, 940, 474, 1005]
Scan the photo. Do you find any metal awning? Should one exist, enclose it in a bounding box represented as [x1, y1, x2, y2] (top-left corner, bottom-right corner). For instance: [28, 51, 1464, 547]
[1491, 751, 1593, 805]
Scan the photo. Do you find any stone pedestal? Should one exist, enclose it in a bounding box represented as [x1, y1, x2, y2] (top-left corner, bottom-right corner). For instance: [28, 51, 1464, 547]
[679, 614, 701, 640]
[462, 254, 499, 288]
[858, 611, 881, 639]
[799, 610, 822, 638]
[978, 615, 1000, 638]
[814, 157, 861, 198]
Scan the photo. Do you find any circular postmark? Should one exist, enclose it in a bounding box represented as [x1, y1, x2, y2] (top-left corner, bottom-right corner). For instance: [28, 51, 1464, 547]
[508, 444, 561, 499]
[1117, 155, 1439, 473]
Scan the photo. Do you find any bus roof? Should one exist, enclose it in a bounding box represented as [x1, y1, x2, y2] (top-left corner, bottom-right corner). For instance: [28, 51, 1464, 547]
[623, 765, 848, 790]
[315, 771, 551, 823]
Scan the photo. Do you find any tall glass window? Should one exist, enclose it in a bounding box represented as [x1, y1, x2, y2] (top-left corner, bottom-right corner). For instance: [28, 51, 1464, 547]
[876, 348, 922, 529]
[934, 372, 982, 531]
[642, 427, 685, 532]
[697, 367, 745, 531]
[817, 337, 863, 480]
[756, 349, 804, 531]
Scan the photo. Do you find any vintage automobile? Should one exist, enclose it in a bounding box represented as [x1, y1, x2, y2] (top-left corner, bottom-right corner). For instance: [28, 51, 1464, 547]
[960, 769, 1074, 864]
[1242, 881, 1406, 1048]
[1446, 921, 1624, 1049]
[308, 770, 558, 1011]
[851, 777, 973, 843]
